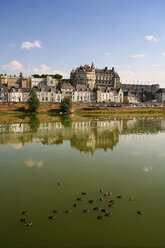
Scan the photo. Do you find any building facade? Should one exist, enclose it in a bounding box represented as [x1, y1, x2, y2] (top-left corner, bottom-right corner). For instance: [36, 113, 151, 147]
[70, 63, 120, 90]
[8, 88, 23, 102]
[31, 76, 59, 88]
[0, 84, 8, 102]
[155, 89, 165, 102]
[0, 75, 31, 89]
[97, 88, 123, 103]
[72, 89, 91, 102]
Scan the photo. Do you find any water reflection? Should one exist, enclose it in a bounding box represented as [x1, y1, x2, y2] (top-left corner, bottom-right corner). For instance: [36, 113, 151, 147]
[60, 115, 73, 128]
[0, 117, 165, 153]
[24, 159, 43, 168]
[29, 115, 40, 132]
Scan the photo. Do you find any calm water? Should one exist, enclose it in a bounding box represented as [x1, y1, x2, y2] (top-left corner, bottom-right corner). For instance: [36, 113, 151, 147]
[0, 116, 165, 248]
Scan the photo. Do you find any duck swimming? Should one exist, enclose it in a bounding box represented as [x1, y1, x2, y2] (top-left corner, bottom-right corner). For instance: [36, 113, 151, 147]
[97, 216, 103, 220]
[21, 211, 29, 215]
[20, 218, 27, 222]
[108, 192, 112, 196]
[25, 221, 32, 226]
[100, 189, 103, 193]
[109, 199, 115, 203]
[129, 195, 134, 201]
[53, 210, 60, 214]
[104, 212, 112, 217]
[65, 210, 72, 214]
[100, 197, 103, 201]
[117, 195, 123, 199]
[81, 192, 87, 195]
[73, 203, 78, 208]
[77, 197, 83, 201]
[104, 192, 108, 196]
[101, 209, 106, 213]
[108, 203, 115, 208]
[57, 182, 63, 186]
[89, 200, 94, 204]
[93, 207, 100, 211]
[83, 209, 89, 213]
[49, 216, 55, 219]
[137, 210, 143, 215]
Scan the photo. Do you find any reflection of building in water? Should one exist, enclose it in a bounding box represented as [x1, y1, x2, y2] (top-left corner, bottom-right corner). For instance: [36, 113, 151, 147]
[0, 117, 165, 153]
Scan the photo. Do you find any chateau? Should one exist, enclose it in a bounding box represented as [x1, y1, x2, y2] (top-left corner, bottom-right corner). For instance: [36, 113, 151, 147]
[70, 63, 120, 89]
[0, 62, 164, 103]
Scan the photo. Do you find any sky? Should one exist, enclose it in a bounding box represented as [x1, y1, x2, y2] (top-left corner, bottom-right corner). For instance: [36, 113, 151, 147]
[1, 0, 165, 86]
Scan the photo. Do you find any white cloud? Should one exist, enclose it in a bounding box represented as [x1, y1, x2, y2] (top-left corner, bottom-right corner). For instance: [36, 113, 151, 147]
[145, 35, 159, 42]
[152, 64, 161, 68]
[20, 40, 42, 50]
[130, 54, 146, 58]
[161, 53, 165, 56]
[2, 60, 23, 71]
[51, 70, 69, 78]
[119, 68, 165, 86]
[24, 159, 43, 168]
[11, 144, 22, 150]
[158, 153, 165, 157]
[143, 166, 153, 172]
[129, 151, 143, 156]
[105, 52, 110, 56]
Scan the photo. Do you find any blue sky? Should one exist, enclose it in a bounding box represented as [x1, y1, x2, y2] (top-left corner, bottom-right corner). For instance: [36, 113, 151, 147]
[1, 0, 165, 86]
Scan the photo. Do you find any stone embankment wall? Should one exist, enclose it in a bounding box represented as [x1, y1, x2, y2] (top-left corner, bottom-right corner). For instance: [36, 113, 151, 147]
[121, 84, 159, 93]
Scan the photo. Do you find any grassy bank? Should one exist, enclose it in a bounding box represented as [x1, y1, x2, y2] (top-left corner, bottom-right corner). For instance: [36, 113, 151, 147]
[74, 107, 165, 117]
[0, 106, 165, 118]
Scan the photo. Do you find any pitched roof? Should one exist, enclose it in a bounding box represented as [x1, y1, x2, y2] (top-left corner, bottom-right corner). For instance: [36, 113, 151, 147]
[156, 88, 165, 93]
[0, 84, 8, 92]
[61, 82, 74, 90]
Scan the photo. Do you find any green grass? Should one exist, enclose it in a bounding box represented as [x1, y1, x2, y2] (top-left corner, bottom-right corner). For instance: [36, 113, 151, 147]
[74, 110, 165, 115]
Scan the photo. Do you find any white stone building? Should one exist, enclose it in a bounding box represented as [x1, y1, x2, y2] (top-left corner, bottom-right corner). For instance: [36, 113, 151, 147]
[127, 92, 140, 103]
[8, 88, 23, 102]
[155, 89, 165, 102]
[31, 76, 59, 88]
[97, 88, 123, 103]
[0, 84, 8, 102]
[34, 87, 62, 103]
[61, 83, 74, 99]
[72, 89, 91, 102]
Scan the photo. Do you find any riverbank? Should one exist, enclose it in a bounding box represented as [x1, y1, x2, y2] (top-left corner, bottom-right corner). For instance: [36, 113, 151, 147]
[0, 102, 165, 117]
[75, 106, 165, 117]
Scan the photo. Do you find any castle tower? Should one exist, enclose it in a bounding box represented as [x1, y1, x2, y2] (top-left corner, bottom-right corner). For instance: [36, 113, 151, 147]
[91, 62, 95, 70]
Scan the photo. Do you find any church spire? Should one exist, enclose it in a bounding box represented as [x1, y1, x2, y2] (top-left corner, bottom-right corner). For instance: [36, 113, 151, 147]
[91, 62, 95, 69]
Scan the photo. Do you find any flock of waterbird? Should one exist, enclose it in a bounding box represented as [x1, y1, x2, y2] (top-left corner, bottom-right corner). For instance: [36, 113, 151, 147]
[20, 182, 143, 227]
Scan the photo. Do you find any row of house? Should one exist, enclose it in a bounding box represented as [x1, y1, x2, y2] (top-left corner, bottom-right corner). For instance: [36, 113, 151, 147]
[0, 83, 124, 103]
[1, 83, 165, 103]
[1, 69, 165, 103]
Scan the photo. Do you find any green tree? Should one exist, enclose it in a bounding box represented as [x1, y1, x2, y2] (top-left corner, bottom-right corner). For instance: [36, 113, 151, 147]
[60, 96, 72, 113]
[32, 74, 40, 78]
[54, 74, 62, 79]
[28, 88, 40, 113]
[19, 72, 23, 77]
